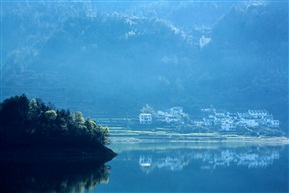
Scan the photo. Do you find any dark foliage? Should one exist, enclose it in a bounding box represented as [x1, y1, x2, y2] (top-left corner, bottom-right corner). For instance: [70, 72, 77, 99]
[0, 94, 111, 150]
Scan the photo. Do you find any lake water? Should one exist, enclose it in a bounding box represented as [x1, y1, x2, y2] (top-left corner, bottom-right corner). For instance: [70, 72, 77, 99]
[95, 142, 289, 193]
[1, 142, 288, 193]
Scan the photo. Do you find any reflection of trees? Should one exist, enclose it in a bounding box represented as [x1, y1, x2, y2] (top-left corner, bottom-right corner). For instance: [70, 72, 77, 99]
[0, 158, 111, 193]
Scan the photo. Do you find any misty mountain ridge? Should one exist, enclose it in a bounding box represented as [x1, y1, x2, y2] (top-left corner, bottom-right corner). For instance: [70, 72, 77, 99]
[1, 1, 288, 129]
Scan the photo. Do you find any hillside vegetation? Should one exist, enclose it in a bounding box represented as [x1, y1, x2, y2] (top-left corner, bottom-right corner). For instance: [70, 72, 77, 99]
[1, 1, 288, 131]
[0, 95, 110, 150]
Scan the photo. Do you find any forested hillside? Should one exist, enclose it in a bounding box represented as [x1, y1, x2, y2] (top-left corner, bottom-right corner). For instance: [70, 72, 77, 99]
[0, 94, 110, 149]
[1, 1, 287, 130]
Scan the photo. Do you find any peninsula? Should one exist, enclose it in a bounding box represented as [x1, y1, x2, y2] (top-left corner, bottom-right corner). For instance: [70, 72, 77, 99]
[0, 94, 117, 163]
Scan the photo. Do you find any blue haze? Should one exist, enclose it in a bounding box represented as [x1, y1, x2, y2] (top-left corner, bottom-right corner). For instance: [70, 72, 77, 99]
[1, 1, 288, 128]
[1, 1, 288, 131]
[1, 1, 289, 193]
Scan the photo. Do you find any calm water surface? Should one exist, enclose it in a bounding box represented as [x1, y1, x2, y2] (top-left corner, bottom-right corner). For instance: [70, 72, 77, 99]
[95, 142, 289, 193]
[1, 142, 288, 193]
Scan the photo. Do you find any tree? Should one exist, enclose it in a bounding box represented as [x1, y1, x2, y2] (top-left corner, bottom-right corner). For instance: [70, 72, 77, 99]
[45, 110, 57, 120]
[28, 99, 40, 120]
[100, 126, 111, 145]
[140, 104, 157, 117]
[0, 94, 111, 148]
[0, 94, 30, 144]
[74, 111, 85, 125]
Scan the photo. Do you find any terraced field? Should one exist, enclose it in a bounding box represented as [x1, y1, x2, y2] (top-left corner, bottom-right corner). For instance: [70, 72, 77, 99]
[109, 127, 289, 146]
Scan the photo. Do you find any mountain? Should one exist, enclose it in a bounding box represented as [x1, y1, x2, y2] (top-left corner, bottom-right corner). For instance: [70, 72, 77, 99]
[1, 1, 288, 130]
[196, 2, 288, 116]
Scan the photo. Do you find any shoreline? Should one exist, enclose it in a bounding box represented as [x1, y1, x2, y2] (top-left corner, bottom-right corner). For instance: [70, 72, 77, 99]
[109, 128, 289, 146]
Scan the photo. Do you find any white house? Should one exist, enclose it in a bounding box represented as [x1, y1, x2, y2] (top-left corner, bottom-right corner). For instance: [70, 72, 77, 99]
[248, 110, 268, 118]
[221, 119, 236, 131]
[214, 112, 226, 117]
[193, 121, 205, 126]
[270, 120, 279, 128]
[139, 113, 152, 124]
[244, 119, 259, 127]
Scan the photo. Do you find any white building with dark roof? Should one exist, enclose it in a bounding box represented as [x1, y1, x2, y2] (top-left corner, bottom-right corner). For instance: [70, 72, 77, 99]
[139, 113, 152, 124]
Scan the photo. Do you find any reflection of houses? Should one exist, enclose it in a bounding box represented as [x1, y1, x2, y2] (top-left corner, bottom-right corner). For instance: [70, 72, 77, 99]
[199, 149, 280, 170]
[139, 114, 152, 124]
[157, 156, 184, 171]
[139, 156, 152, 167]
[138, 155, 187, 173]
[137, 148, 281, 173]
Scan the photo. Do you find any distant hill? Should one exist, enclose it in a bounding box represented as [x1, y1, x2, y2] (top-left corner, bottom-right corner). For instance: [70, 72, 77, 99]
[1, 1, 288, 131]
[196, 2, 288, 119]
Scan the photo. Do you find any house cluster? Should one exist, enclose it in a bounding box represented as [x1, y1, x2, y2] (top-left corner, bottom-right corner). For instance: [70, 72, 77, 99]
[139, 107, 185, 125]
[198, 108, 280, 131]
[139, 105, 280, 131]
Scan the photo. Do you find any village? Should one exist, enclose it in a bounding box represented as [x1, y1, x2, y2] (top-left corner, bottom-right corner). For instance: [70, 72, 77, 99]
[139, 105, 280, 132]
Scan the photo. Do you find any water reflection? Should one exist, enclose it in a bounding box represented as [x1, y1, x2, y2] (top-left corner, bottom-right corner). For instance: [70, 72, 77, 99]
[199, 148, 280, 169]
[139, 155, 152, 167]
[135, 145, 284, 173]
[0, 158, 111, 193]
[156, 156, 187, 171]
[98, 143, 288, 192]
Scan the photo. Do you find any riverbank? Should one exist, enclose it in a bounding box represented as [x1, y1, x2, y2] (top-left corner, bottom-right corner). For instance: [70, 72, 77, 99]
[109, 127, 289, 146]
